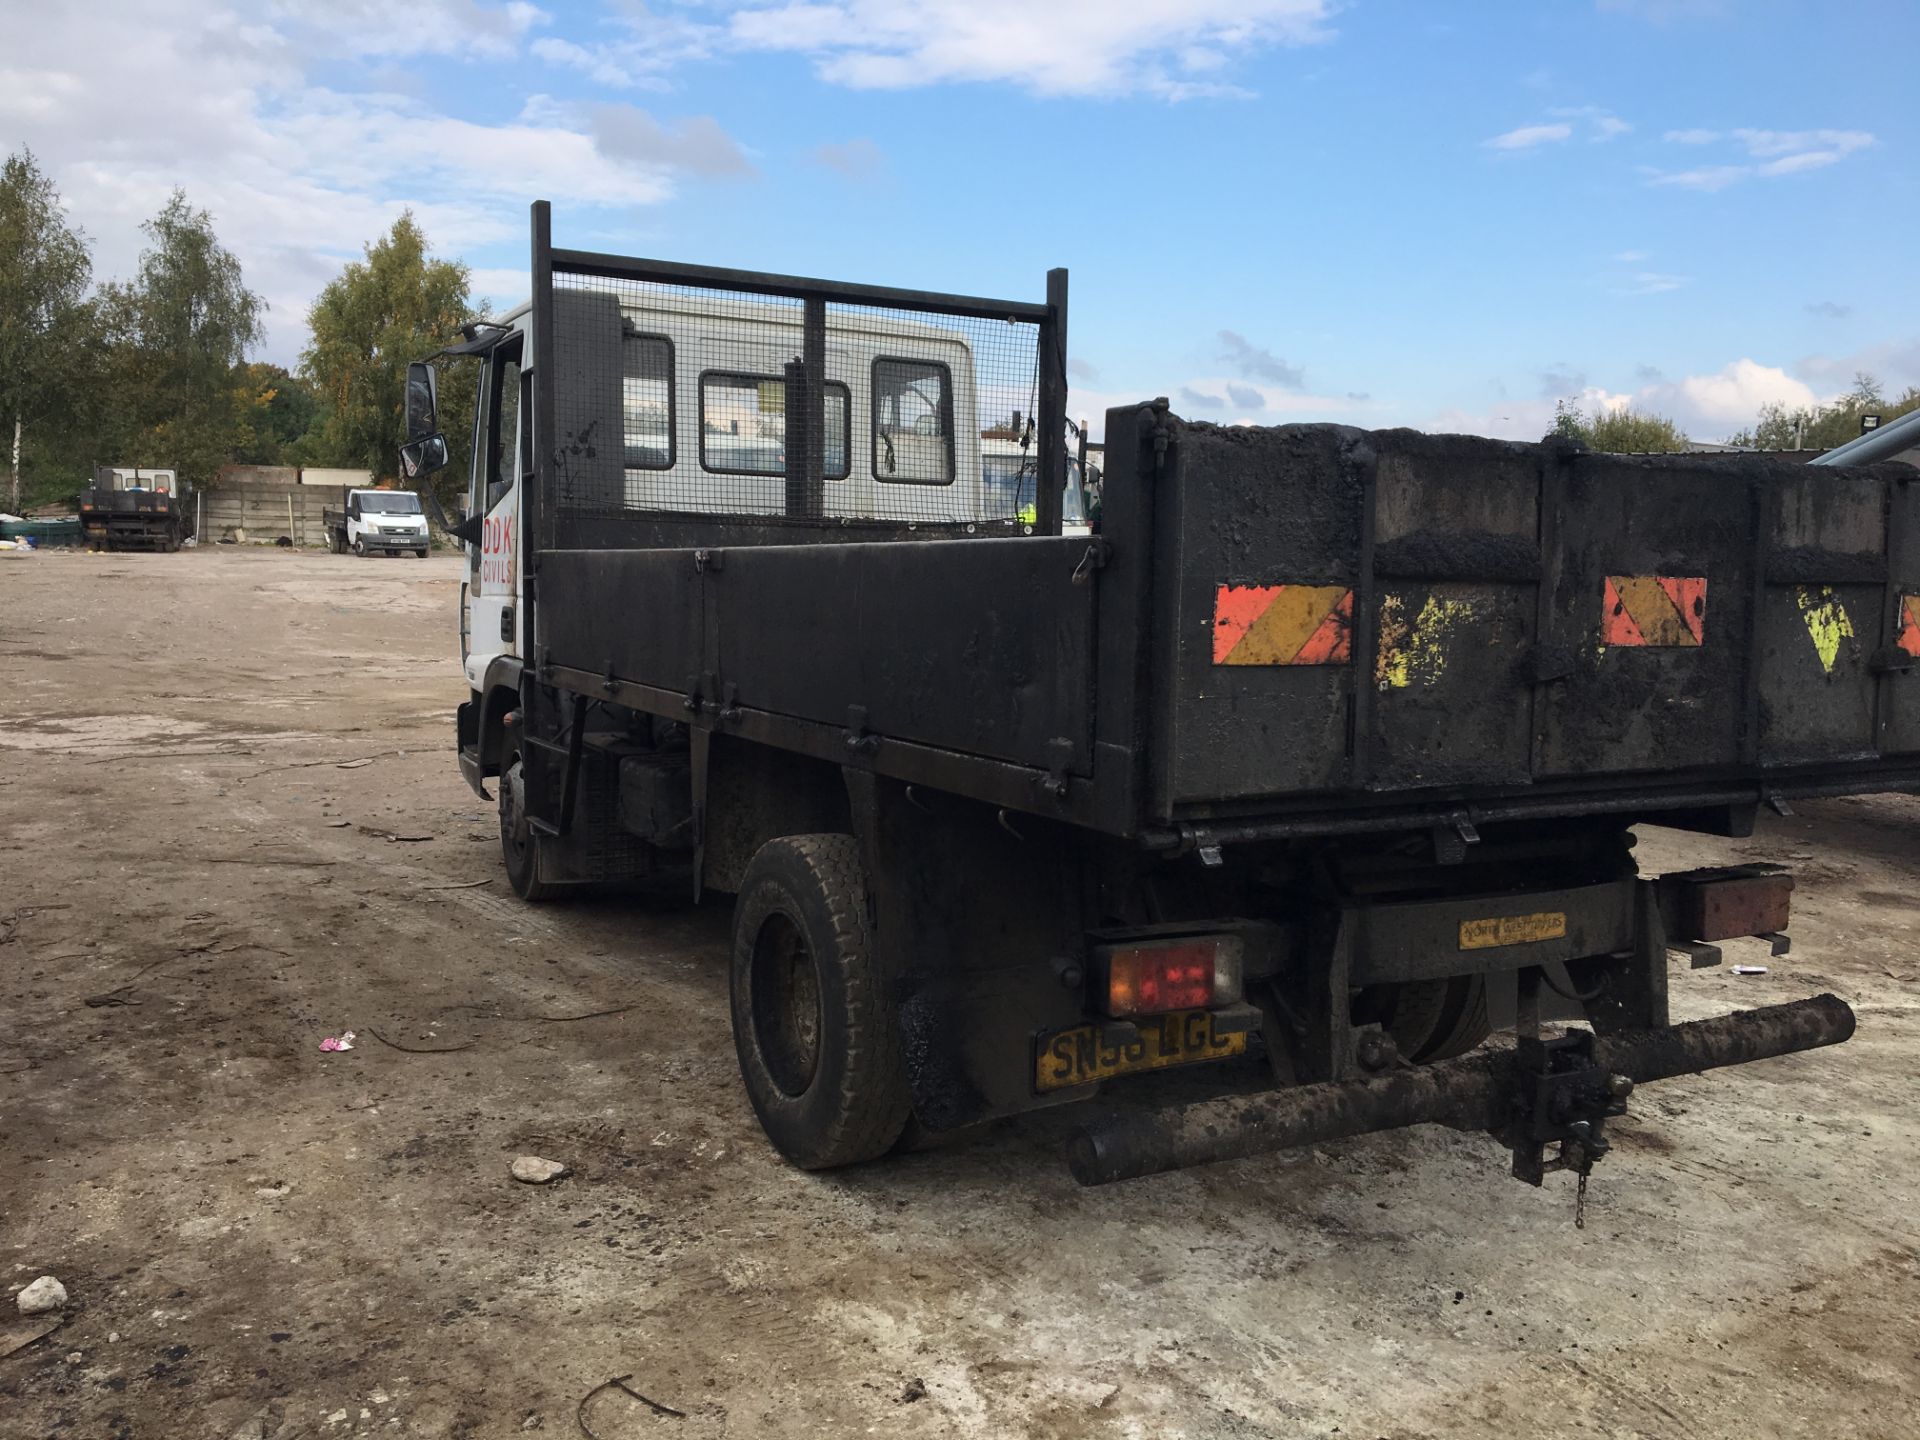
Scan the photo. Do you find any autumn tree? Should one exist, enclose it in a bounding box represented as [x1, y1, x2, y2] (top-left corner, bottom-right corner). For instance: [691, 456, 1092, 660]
[302, 214, 477, 499]
[0, 148, 93, 511]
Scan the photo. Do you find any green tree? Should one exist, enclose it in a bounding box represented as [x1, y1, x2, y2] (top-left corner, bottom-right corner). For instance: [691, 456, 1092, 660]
[1547, 397, 1689, 452]
[234, 362, 323, 465]
[100, 190, 265, 486]
[302, 214, 477, 501]
[1727, 373, 1920, 451]
[0, 147, 93, 512]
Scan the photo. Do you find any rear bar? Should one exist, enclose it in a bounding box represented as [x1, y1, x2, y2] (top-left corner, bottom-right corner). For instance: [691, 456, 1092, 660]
[1067, 994, 1855, 1186]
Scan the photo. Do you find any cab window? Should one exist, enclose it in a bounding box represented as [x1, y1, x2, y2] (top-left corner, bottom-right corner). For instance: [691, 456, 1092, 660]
[623, 331, 674, 470]
[872, 358, 954, 484]
[485, 342, 522, 512]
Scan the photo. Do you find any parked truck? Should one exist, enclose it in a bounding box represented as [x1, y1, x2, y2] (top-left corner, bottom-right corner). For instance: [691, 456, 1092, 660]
[323, 488, 431, 557]
[78, 465, 191, 551]
[400, 203, 1896, 1208]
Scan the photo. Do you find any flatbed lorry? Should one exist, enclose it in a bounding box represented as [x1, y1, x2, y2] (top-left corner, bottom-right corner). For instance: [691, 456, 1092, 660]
[78, 465, 191, 551]
[401, 203, 1900, 1204]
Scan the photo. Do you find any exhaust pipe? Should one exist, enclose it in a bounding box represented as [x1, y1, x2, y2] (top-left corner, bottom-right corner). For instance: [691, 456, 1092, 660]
[1067, 994, 1855, 1186]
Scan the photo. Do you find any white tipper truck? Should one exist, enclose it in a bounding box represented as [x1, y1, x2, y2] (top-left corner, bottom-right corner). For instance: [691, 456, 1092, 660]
[322, 488, 431, 557]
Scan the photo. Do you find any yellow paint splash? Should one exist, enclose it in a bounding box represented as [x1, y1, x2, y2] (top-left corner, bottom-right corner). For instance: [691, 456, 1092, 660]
[1795, 585, 1853, 675]
[1377, 593, 1477, 690]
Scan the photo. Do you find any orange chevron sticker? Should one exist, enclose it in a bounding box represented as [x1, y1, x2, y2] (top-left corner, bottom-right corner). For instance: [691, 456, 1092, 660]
[1603, 575, 1706, 648]
[1213, 584, 1353, 666]
[1897, 595, 1920, 658]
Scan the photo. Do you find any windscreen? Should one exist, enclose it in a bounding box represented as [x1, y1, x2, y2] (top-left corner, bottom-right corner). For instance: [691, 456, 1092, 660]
[360, 492, 422, 514]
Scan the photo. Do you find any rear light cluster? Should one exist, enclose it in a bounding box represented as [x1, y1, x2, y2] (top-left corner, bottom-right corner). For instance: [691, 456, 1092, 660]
[1096, 936, 1243, 1018]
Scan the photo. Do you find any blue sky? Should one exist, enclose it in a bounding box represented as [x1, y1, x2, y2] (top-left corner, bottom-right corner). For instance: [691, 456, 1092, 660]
[4, 0, 1914, 440]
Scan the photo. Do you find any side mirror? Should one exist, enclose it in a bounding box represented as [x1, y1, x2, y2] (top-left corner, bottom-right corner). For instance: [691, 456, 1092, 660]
[399, 432, 449, 480]
[405, 362, 439, 442]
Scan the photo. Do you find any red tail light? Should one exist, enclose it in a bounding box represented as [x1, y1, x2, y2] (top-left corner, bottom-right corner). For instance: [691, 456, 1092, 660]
[1097, 937, 1243, 1018]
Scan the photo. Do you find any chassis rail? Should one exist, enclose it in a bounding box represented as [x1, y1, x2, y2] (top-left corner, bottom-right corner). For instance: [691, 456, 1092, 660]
[1067, 994, 1856, 1186]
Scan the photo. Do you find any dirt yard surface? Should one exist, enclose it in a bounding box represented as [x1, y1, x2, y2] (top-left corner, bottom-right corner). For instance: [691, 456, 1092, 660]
[3, 547, 1917, 1439]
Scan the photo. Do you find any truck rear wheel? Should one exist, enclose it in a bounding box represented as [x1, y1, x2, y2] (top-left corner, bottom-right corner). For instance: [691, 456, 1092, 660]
[730, 835, 912, 1169]
[1360, 976, 1490, 1064]
[499, 750, 562, 901]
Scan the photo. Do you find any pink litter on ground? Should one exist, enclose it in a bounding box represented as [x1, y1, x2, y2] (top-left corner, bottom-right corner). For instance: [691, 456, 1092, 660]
[319, 1031, 356, 1052]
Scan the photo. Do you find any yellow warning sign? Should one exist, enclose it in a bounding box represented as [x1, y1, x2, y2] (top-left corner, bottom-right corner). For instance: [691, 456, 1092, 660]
[1212, 583, 1353, 666]
[1794, 586, 1854, 675]
[1603, 575, 1706, 648]
[1459, 911, 1568, 950]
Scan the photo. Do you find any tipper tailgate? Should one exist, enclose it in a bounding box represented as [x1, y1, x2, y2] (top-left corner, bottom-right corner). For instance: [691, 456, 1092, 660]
[1148, 420, 1920, 816]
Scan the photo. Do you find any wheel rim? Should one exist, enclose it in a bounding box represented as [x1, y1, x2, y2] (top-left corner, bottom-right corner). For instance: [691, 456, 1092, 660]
[750, 912, 822, 1096]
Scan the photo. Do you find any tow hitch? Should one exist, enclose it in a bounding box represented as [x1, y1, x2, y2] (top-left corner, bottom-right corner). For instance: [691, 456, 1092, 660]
[1066, 994, 1856, 1203]
[1507, 1029, 1634, 1226]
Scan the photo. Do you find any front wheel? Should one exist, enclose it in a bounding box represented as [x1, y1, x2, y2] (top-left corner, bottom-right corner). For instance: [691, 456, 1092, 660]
[730, 835, 912, 1169]
[352, 538, 366, 557]
[499, 751, 562, 901]
[415, 549, 429, 559]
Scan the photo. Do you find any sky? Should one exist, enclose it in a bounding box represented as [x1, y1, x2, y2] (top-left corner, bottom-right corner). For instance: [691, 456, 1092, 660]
[2, 0, 1914, 443]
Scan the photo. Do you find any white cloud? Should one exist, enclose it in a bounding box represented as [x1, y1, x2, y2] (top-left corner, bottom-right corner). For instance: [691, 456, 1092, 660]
[1794, 338, 1920, 393]
[1485, 122, 1573, 150]
[1732, 127, 1875, 159]
[1549, 105, 1632, 140]
[0, 0, 752, 362]
[723, 0, 1336, 99]
[528, 7, 719, 88]
[268, 0, 550, 60]
[1648, 164, 1749, 192]
[1642, 358, 1821, 429]
[1618, 271, 1689, 295]
[1647, 125, 1876, 190]
[1487, 106, 1628, 151]
[1174, 379, 1372, 422]
[1435, 361, 1830, 444]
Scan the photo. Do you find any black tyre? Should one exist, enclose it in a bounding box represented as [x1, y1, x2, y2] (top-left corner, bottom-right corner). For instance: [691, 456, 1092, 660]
[730, 835, 912, 1169]
[499, 750, 561, 901]
[352, 538, 366, 557]
[1358, 975, 1491, 1065]
[416, 548, 429, 559]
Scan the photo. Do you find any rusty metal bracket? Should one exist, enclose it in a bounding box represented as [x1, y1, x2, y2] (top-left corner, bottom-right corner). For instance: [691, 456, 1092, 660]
[1070, 538, 1112, 586]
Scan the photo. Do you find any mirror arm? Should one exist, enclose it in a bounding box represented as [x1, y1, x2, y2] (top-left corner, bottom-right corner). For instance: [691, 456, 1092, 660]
[421, 486, 480, 545]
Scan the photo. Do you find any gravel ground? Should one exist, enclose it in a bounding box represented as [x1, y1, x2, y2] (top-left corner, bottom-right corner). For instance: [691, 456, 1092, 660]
[2, 547, 1916, 1438]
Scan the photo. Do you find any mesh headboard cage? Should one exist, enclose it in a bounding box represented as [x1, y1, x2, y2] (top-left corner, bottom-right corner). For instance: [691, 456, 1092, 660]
[537, 227, 1065, 543]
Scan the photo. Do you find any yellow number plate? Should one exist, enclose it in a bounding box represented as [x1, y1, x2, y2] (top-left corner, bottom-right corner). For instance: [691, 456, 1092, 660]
[1459, 910, 1567, 950]
[1034, 1009, 1247, 1093]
